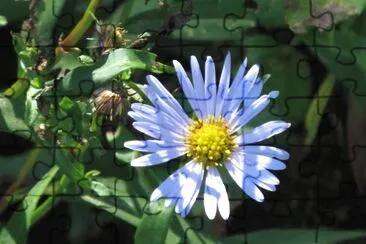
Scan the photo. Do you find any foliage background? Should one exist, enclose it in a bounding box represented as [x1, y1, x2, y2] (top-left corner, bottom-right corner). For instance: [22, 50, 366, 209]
[1, 0, 366, 243]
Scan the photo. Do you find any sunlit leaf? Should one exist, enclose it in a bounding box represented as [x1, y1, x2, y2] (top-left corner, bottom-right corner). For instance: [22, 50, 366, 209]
[0, 94, 32, 141]
[58, 48, 171, 96]
[0, 166, 59, 244]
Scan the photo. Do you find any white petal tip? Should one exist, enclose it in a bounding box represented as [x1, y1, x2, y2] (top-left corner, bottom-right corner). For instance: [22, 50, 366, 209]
[150, 197, 159, 202]
[172, 60, 181, 67]
[145, 74, 154, 80]
[256, 197, 265, 202]
[269, 91, 280, 98]
[123, 141, 134, 149]
[221, 214, 230, 220]
[130, 158, 147, 167]
[130, 161, 141, 167]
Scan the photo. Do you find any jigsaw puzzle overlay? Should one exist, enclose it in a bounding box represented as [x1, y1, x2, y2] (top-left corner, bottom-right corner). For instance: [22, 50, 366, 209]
[1, 0, 366, 243]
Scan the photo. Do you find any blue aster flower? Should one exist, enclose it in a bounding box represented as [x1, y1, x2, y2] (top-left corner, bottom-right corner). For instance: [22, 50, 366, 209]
[124, 53, 291, 220]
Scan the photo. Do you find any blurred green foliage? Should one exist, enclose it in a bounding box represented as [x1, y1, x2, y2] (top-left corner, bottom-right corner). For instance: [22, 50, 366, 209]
[1, 0, 366, 243]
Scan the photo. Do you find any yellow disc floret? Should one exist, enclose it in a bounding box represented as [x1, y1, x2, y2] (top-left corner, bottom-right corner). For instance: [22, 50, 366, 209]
[185, 116, 237, 168]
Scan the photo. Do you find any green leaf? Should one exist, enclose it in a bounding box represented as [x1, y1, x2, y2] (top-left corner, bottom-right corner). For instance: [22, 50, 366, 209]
[0, 225, 16, 244]
[0, 166, 59, 244]
[24, 86, 46, 128]
[304, 74, 335, 145]
[254, 0, 286, 27]
[90, 181, 111, 196]
[33, 0, 67, 45]
[53, 148, 90, 188]
[219, 229, 366, 244]
[135, 202, 174, 244]
[51, 48, 87, 71]
[0, 94, 32, 141]
[58, 48, 168, 96]
[285, 0, 365, 33]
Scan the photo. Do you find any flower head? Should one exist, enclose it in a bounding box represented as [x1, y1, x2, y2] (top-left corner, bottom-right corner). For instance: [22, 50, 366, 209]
[124, 53, 291, 220]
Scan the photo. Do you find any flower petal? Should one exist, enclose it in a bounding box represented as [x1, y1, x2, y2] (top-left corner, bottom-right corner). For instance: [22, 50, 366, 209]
[243, 153, 286, 170]
[150, 160, 195, 202]
[222, 64, 259, 117]
[131, 103, 187, 131]
[175, 162, 204, 215]
[204, 169, 218, 220]
[190, 56, 207, 118]
[131, 103, 156, 114]
[145, 86, 192, 127]
[204, 56, 216, 117]
[239, 145, 289, 160]
[173, 60, 203, 119]
[235, 121, 291, 145]
[131, 147, 186, 167]
[128, 111, 186, 135]
[180, 163, 204, 217]
[124, 140, 184, 153]
[215, 52, 231, 118]
[205, 167, 230, 220]
[255, 169, 280, 185]
[244, 78, 264, 108]
[229, 91, 279, 132]
[146, 75, 184, 113]
[225, 161, 264, 202]
[132, 122, 184, 142]
[253, 179, 277, 192]
[128, 107, 188, 135]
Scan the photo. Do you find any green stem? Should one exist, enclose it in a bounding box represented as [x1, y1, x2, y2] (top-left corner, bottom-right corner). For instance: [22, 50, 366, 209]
[57, 0, 101, 54]
[30, 175, 69, 225]
[80, 195, 140, 226]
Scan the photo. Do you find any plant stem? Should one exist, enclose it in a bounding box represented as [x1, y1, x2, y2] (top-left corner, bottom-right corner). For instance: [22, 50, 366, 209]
[0, 148, 42, 214]
[56, 0, 101, 55]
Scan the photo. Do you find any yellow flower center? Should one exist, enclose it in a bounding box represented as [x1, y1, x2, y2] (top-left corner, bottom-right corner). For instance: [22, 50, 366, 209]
[185, 116, 237, 168]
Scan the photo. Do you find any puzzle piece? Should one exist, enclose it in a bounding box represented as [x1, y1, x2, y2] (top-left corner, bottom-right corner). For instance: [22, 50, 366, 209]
[3, 0, 366, 243]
